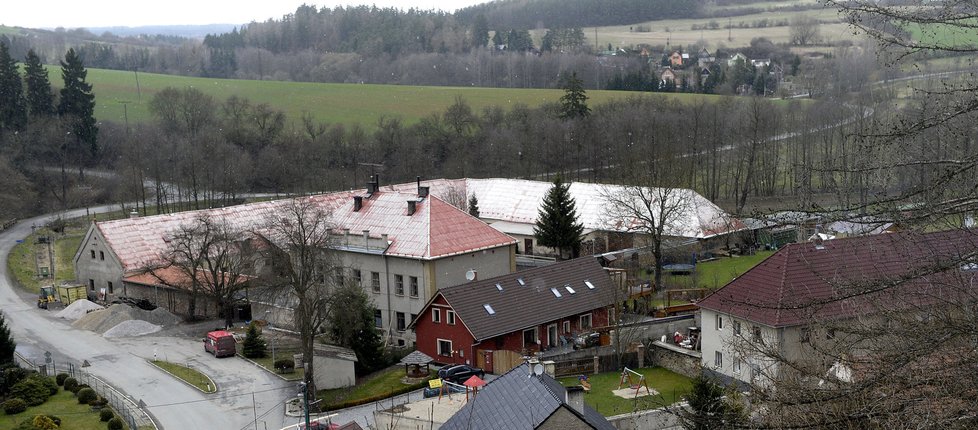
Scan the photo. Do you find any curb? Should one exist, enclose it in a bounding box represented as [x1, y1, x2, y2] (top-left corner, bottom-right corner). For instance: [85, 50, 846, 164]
[237, 354, 303, 382]
[147, 360, 218, 394]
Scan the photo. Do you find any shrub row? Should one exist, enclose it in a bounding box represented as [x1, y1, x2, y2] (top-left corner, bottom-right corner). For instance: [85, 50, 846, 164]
[323, 378, 430, 410]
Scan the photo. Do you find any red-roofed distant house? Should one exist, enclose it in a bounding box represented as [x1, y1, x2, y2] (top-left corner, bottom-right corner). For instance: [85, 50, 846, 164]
[697, 229, 978, 386]
[410, 257, 617, 374]
[75, 177, 517, 346]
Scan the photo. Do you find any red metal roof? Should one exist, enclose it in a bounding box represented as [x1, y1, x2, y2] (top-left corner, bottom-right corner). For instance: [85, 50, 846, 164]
[96, 190, 515, 273]
[697, 229, 978, 327]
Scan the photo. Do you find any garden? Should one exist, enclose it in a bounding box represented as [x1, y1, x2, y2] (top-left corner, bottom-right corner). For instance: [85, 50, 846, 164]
[557, 367, 693, 416]
[1, 367, 129, 430]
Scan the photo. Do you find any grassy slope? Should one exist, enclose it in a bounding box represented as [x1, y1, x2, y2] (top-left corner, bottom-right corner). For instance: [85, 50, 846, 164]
[319, 366, 433, 408]
[45, 67, 668, 129]
[0, 389, 127, 430]
[558, 367, 692, 416]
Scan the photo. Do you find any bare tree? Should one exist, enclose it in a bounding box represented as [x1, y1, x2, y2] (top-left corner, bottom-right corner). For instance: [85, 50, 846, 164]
[251, 198, 341, 403]
[603, 179, 694, 291]
[789, 16, 820, 46]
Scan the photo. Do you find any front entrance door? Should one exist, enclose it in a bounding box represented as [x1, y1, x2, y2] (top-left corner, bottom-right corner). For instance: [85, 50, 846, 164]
[547, 324, 558, 348]
[524, 238, 534, 255]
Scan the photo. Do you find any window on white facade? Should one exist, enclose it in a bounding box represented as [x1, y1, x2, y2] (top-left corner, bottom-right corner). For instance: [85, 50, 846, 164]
[410, 276, 419, 297]
[752, 326, 763, 343]
[716, 315, 724, 331]
[396, 312, 406, 331]
[733, 320, 741, 335]
[733, 356, 742, 373]
[437, 339, 452, 357]
[432, 308, 441, 323]
[371, 272, 380, 292]
[99, 251, 104, 261]
[374, 310, 383, 328]
[90, 250, 96, 259]
[447, 310, 456, 325]
[353, 269, 362, 287]
[715, 351, 723, 368]
[395, 275, 404, 295]
[563, 321, 571, 333]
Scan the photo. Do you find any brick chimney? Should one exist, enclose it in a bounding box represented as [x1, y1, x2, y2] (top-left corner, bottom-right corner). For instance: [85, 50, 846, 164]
[353, 196, 363, 212]
[407, 200, 417, 216]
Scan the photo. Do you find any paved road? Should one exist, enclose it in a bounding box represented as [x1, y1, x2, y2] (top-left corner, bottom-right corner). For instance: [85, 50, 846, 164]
[1, 208, 295, 430]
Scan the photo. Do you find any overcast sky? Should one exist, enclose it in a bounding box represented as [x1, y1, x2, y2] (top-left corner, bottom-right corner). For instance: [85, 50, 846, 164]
[3, 0, 487, 29]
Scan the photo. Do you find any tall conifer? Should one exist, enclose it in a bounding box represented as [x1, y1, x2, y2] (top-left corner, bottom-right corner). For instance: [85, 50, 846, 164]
[0, 42, 27, 133]
[24, 50, 55, 118]
[58, 48, 98, 155]
[534, 177, 584, 259]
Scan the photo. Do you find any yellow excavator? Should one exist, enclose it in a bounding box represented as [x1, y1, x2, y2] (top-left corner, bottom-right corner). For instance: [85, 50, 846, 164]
[37, 286, 57, 309]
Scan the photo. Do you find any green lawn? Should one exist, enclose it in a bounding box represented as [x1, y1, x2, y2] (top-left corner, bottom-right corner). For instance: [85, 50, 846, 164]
[243, 349, 305, 382]
[669, 251, 775, 291]
[558, 367, 692, 416]
[7, 226, 87, 294]
[150, 360, 217, 393]
[0, 389, 129, 430]
[319, 366, 433, 410]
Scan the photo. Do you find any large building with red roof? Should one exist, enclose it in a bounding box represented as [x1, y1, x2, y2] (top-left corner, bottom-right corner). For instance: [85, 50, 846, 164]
[74, 180, 517, 345]
[696, 229, 978, 386]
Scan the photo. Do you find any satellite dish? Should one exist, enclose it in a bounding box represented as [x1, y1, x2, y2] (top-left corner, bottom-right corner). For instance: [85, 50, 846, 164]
[465, 269, 477, 281]
[533, 364, 544, 376]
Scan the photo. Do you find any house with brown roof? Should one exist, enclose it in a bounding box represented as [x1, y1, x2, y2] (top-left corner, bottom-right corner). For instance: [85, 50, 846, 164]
[410, 257, 617, 374]
[74, 178, 517, 346]
[696, 229, 978, 386]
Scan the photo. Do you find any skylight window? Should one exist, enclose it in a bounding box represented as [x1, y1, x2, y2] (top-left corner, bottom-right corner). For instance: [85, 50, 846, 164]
[484, 304, 496, 315]
[584, 280, 595, 289]
[495, 283, 503, 291]
[551, 288, 562, 298]
[565, 284, 576, 294]
[517, 277, 525, 286]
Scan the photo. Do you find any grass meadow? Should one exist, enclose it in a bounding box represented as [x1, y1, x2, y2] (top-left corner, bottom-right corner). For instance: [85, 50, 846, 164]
[48, 67, 653, 129]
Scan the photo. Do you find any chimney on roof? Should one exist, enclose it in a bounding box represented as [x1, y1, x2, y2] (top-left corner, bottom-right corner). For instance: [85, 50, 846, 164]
[363, 230, 370, 247]
[353, 195, 363, 212]
[416, 175, 421, 192]
[367, 175, 379, 195]
[565, 386, 586, 414]
[418, 186, 430, 198]
[407, 200, 417, 216]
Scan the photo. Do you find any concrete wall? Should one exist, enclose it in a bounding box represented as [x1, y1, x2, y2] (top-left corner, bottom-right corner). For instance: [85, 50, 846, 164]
[431, 245, 514, 291]
[123, 281, 220, 318]
[74, 225, 124, 302]
[700, 309, 784, 387]
[608, 406, 682, 430]
[650, 341, 702, 379]
[312, 355, 355, 390]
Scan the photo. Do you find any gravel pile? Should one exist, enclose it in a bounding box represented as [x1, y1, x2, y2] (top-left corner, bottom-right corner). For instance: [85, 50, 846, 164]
[145, 308, 181, 326]
[72, 304, 138, 333]
[103, 320, 162, 338]
[55, 299, 103, 320]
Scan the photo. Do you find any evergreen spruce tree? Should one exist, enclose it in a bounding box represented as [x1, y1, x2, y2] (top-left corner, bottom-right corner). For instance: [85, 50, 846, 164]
[0, 312, 16, 365]
[559, 71, 590, 119]
[0, 42, 28, 133]
[468, 194, 480, 218]
[471, 14, 490, 50]
[328, 284, 384, 375]
[242, 322, 267, 359]
[23, 50, 55, 118]
[534, 177, 584, 260]
[58, 48, 98, 156]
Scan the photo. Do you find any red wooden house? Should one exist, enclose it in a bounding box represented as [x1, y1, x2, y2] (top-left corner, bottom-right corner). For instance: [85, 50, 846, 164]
[410, 257, 617, 373]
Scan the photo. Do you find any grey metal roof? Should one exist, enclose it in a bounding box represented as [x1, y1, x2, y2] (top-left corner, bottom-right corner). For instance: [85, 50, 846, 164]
[399, 350, 434, 365]
[433, 257, 617, 341]
[441, 364, 615, 430]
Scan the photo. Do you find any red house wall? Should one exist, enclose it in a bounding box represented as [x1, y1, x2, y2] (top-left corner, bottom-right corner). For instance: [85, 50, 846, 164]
[485, 307, 611, 354]
[414, 295, 476, 366]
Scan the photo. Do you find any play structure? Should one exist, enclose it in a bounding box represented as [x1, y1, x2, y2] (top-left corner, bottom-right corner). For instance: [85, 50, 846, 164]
[617, 367, 652, 397]
[578, 375, 591, 393]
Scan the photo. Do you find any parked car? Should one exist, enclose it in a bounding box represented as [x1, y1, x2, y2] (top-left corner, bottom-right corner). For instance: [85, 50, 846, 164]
[437, 364, 485, 384]
[203, 330, 236, 358]
[574, 332, 600, 350]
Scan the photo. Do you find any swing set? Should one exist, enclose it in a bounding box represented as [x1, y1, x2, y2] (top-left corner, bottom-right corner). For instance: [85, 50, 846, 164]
[617, 367, 652, 397]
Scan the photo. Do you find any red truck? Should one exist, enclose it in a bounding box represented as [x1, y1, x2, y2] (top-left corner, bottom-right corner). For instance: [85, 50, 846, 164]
[203, 330, 236, 358]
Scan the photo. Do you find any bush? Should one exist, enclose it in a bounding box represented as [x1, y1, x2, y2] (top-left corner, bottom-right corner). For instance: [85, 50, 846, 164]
[55, 373, 69, 386]
[76, 387, 97, 404]
[1, 367, 32, 395]
[74, 384, 90, 394]
[107, 416, 124, 430]
[10, 375, 52, 406]
[99, 408, 115, 422]
[274, 359, 295, 373]
[62, 377, 78, 393]
[90, 396, 108, 408]
[40, 376, 58, 396]
[3, 398, 27, 414]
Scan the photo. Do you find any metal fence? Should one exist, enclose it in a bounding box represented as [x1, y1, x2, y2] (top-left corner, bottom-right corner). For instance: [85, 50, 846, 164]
[14, 352, 158, 430]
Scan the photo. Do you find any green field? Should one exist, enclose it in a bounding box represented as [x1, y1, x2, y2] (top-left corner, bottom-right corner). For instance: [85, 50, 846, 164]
[46, 67, 655, 129]
[558, 367, 692, 416]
